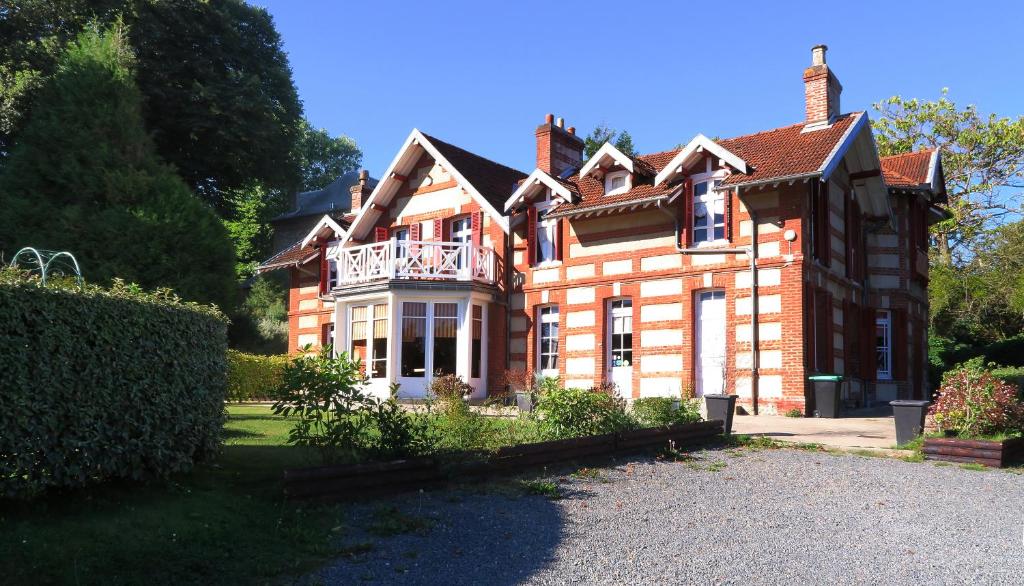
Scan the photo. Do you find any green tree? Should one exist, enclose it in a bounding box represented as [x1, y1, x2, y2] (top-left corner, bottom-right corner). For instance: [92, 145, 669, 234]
[0, 24, 236, 309]
[295, 119, 362, 192]
[0, 0, 304, 210]
[583, 123, 637, 158]
[872, 90, 1024, 266]
[222, 182, 286, 280]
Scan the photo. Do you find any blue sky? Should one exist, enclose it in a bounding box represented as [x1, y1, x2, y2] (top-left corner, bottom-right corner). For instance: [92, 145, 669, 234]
[254, 0, 1024, 176]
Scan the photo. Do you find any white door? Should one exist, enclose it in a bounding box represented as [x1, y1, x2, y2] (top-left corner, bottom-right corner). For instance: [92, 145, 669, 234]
[695, 291, 727, 397]
[450, 217, 472, 270]
[608, 299, 633, 398]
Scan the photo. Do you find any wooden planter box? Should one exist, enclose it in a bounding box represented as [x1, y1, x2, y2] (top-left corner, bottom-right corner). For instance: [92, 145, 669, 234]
[922, 436, 1024, 468]
[283, 420, 725, 500]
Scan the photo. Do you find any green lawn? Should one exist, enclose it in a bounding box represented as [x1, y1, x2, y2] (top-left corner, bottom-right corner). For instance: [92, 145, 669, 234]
[0, 405, 348, 586]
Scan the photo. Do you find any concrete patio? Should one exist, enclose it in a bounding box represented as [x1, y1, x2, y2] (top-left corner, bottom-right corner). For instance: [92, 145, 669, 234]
[732, 410, 898, 450]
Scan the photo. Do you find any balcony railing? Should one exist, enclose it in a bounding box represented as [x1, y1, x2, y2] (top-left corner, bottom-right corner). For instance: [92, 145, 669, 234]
[335, 240, 497, 286]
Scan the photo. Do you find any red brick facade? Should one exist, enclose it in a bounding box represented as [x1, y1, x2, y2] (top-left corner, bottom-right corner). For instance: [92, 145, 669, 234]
[265, 45, 945, 410]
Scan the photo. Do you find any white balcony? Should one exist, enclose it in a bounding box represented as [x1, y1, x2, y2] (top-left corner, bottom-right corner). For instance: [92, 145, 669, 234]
[334, 240, 497, 287]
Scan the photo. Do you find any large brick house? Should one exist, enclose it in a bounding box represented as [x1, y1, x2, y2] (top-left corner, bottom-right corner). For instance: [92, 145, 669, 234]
[259, 45, 947, 414]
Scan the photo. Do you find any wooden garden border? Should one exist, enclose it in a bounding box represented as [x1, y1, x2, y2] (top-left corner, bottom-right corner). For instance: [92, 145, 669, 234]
[283, 420, 724, 500]
[922, 436, 1024, 468]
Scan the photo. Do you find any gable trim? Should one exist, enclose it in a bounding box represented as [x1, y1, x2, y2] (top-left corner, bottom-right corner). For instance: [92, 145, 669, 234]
[818, 111, 868, 181]
[654, 133, 749, 186]
[579, 142, 635, 178]
[504, 169, 574, 213]
[299, 214, 347, 249]
[341, 129, 510, 247]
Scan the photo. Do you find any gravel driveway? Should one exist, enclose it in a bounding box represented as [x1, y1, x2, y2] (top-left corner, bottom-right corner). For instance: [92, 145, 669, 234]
[311, 447, 1024, 585]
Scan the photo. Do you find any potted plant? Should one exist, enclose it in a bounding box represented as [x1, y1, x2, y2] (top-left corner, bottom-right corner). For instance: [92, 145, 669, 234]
[503, 369, 536, 413]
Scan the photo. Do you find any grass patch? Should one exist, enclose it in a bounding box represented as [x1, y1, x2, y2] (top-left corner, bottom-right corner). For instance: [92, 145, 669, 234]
[959, 463, 991, 472]
[783, 408, 804, 418]
[0, 405, 347, 585]
[520, 479, 561, 499]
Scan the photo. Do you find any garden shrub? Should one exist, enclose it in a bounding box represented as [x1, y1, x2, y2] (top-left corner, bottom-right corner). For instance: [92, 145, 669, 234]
[930, 358, 1024, 438]
[272, 349, 431, 463]
[226, 350, 289, 401]
[534, 387, 636, 440]
[0, 269, 228, 499]
[632, 397, 702, 427]
[428, 374, 474, 405]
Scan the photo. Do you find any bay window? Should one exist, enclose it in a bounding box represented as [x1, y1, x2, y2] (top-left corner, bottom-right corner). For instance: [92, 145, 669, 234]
[471, 304, 483, 379]
[350, 304, 388, 379]
[401, 302, 426, 377]
[432, 302, 458, 376]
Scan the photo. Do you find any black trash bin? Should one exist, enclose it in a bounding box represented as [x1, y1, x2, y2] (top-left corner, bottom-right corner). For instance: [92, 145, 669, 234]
[704, 394, 738, 434]
[808, 375, 843, 418]
[890, 400, 930, 446]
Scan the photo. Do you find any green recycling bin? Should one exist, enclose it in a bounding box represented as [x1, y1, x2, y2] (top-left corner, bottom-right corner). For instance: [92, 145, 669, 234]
[808, 374, 843, 418]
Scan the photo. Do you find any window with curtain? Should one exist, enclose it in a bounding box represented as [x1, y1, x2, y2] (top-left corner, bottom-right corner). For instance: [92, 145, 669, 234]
[371, 304, 388, 379]
[350, 306, 368, 367]
[433, 302, 458, 376]
[401, 302, 426, 377]
[471, 304, 483, 379]
[538, 305, 559, 376]
[692, 179, 724, 244]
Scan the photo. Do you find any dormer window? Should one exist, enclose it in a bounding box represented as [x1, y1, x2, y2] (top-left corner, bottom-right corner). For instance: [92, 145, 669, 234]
[693, 179, 724, 244]
[605, 170, 630, 195]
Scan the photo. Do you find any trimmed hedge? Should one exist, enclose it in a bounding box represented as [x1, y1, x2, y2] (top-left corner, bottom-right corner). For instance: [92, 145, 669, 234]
[227, 350, 288, 401]
[0, 270, 228, 499]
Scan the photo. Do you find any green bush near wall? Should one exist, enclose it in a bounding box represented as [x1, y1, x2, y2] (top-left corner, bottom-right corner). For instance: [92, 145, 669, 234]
[227, 350, 289, 401]
[0, 269, 229, 499]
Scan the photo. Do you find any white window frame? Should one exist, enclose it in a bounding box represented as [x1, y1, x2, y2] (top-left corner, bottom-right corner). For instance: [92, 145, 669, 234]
[350, 303, 389, 380]
[608, 299, 633, 368]
[534, 193, 559, 266]
[537, 305, 559, 377]
[327, 239, 340, 289]
[691, 159, 729, 247]
[876, 310, 892, 380]
[604, 170, 630, 196]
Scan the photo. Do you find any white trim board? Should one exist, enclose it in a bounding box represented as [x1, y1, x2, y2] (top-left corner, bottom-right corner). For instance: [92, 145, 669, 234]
[655, 134, 748, 186]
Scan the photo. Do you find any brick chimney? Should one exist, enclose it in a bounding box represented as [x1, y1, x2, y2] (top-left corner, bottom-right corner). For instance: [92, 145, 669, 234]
[803, 44, 842, 127]
[349, 169, 371, 211]
[535, 113, 584, 176]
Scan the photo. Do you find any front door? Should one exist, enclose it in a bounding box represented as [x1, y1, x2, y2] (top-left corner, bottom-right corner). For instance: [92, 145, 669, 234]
[608, 299, 633, 398]
[450, 217, 472, 270]
[695, 291, 726, 397]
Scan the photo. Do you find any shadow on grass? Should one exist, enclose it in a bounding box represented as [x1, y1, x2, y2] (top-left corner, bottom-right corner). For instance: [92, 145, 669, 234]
[0, 444, 335, 586]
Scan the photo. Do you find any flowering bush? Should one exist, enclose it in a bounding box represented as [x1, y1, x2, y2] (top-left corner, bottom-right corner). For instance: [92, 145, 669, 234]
[428, 374, 474, 405]
[930, 359, 1024, 438]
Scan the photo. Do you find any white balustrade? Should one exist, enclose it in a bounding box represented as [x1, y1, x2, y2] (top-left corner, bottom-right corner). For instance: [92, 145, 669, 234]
[335, 240, 496, 287]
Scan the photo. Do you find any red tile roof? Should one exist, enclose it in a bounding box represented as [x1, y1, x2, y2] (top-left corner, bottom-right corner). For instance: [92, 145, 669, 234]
[718, 113, 860, 186]
[549, 113, 862, 216]
[422, 133, 528, 212]
[257, 240, 318, 273]
[880, 149, 935, 188]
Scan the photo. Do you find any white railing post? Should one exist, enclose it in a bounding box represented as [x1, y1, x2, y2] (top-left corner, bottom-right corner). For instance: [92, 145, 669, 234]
[388, 238, 397, 279]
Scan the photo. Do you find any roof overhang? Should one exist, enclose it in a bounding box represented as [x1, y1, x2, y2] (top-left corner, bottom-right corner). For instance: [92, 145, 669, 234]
[546, 194, 670, 220]
[504, 169, 575, 213]
[340, 129, 510, 247]
[579, 142, 635, 179]
[655, 134, 749, 186]
[299, 215, 347, 249]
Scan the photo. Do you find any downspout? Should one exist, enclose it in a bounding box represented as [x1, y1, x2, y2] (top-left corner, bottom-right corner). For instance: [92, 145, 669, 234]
[656, 189, 760, 415]
[504, 214, 514, 394]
